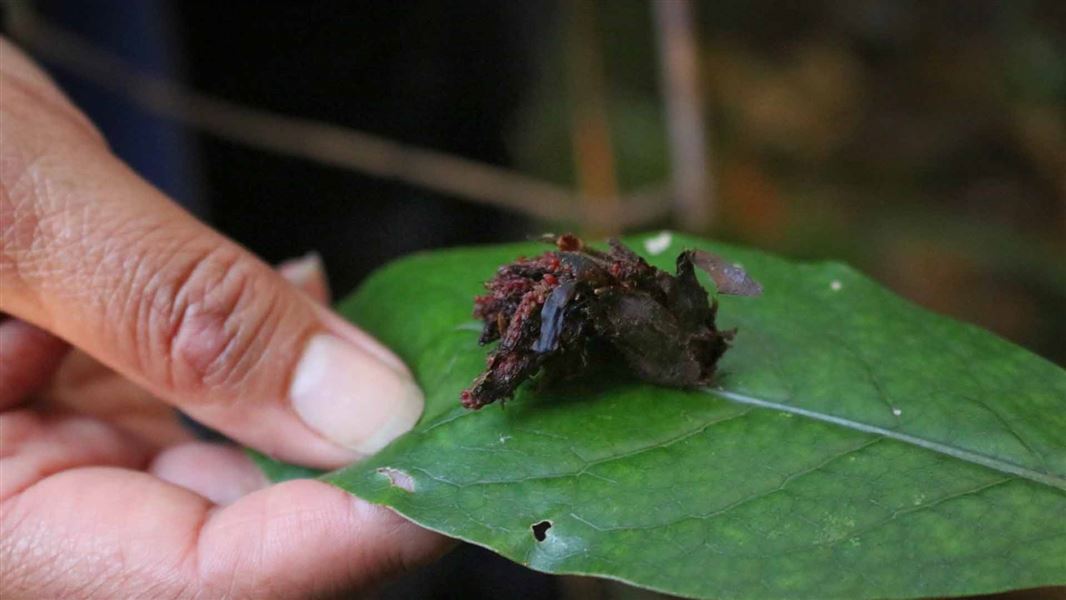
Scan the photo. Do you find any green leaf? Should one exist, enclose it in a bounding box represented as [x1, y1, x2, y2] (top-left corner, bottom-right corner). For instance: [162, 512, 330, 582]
[258, 232, 1066, 599]
[247, 448, 322, 482]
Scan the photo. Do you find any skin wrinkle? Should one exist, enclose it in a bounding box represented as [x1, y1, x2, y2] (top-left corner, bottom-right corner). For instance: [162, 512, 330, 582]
[193, 486, 402, 599]
[227, 269, 289, 390]
[0, 499, 49, 595]
[4, 175, 243, 400]
[35, 199, 116, 316]
[86, 210, 164, 320]
[177, 504, 212, 600]
[68, 487, 133, 599]
[2, 154, 107, 331]
[1, 38, 446, 596]
[128, 234, 199, 391]
[3, 86, 160, 329]
[5, 494, 92, 598]
[3, 469, 195, 599]
[155, 245, 246, 393]
[380, 507, 436, 577]
[104, 234, 270, 403]
[0, 420, 169, 598]
[192, 253, 279, 391]
[233, 492, 274, 597]
[205, 494, 268, 598]
[1, 80, 101, 197]
[0, 152, 48, 301]
[337, 503, 412, 596]
[169, 250, 290, 400]
[114, 230, 167, 383]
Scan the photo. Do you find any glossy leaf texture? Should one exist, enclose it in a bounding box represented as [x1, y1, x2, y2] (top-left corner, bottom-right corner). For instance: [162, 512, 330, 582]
[257, 233, 1066, 599]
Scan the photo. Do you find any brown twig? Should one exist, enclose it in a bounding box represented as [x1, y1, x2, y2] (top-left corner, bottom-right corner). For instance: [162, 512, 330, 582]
[7, 6, 674, 230]
[653, 0, 714, 231]
[567, 0, 621, 236]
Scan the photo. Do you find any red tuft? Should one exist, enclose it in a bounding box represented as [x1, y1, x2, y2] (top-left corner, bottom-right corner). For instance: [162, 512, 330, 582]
[556, 234, 582, 252]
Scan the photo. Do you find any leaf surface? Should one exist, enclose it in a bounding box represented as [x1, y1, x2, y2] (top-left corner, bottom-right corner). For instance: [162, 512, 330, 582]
[258, 233, 1066, 599]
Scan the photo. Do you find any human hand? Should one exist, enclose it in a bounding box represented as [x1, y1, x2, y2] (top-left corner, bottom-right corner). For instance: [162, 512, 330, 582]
[0, 38, 448, 598]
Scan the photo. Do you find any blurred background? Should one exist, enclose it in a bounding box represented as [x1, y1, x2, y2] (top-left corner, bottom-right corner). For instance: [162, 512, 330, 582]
[3, 1, 1064, 598]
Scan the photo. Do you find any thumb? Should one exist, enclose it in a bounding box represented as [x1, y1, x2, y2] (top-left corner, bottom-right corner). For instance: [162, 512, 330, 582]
[1, 51, 422, 468]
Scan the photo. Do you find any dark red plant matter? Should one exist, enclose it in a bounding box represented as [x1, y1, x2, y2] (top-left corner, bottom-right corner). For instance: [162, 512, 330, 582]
[461, 234, 762, 409]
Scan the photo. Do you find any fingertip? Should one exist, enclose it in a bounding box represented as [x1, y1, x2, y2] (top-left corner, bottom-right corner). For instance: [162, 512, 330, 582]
[197, 479, 451, 596]
[289, 334, 425, 456]
[149, 442, 267, 505]
[278, 251, 331, 304]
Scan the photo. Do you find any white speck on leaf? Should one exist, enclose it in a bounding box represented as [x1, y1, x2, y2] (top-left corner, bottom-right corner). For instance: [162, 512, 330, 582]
[455, 321, 484, 332]
[817, 514, 857, 543]
[377, 467, 415, 492]
[499, 435, 511, 444]
[830, 280, 843, 291]
[892, 407, 902, 416]
[643, 231, 672, 255]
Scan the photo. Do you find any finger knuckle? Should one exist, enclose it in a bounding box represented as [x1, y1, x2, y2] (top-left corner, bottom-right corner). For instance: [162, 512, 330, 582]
[136, 246, 281, 398]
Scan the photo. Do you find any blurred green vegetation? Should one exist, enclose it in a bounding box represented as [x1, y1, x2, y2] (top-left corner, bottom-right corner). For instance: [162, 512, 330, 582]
[509, 0, 1065, 365]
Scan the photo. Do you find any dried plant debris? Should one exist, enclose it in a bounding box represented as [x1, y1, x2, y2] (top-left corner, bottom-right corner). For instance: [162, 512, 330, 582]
[461, 234, 762, 409]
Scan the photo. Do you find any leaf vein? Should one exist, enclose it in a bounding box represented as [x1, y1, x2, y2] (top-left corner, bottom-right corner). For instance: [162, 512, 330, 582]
[707, 388, 1066, 490]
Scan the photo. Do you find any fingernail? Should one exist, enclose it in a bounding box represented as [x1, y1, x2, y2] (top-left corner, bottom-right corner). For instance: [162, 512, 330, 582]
[289, 334, 424, 455]
[279, 252, 325, 288]
[316, 310, 411, 375]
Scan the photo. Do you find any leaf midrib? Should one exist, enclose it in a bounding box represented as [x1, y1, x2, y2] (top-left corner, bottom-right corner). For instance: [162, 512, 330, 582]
[707, 388, 1066, 491]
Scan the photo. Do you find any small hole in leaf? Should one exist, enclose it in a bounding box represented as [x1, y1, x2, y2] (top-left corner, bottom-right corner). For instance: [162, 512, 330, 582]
[531, 520, 552, 542]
